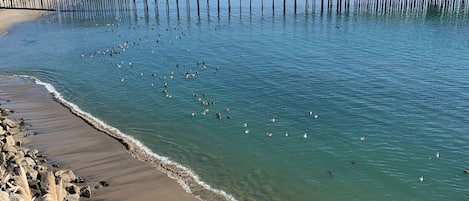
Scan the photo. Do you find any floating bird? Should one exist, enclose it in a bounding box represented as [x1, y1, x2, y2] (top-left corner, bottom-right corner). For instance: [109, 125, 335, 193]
[285, 131, 289, 137]
[303, 133, 308, 139]
[309, 111, 313, 116]
[243, 122, 248, 128]
[314, 114, 319, 119]
[271, 118, 276, 123]
[418, 176, 424, 182]
[360, 136, 365, 141]
[435, 152, 440, 159]
[244, 129, 249, 134]
[464, 169, 469, 174]
[191, 112, 196, 117]
[216, 112, 222, 119]
[266, 132, 273, 137]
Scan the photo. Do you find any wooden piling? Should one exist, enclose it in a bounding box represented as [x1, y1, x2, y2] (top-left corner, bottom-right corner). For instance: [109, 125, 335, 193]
[284, 0, 286, 15]
[155, 0, 159, 16]
[176, 0, 179, 16]
[197, 0, 200, 16]
[186, 0, 190, 16]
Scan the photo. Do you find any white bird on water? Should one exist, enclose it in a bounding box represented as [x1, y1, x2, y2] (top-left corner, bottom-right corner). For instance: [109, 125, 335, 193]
[435, 152, 440, 159]
[303, 133, 308, 139]
[285, 131, 289, 137]
[243, 122, 248, 128]
[418, 176, 424, 182]
[271, 118, 276, 123]
[244, 129, 249, 134]
[360, 136, 365, 141]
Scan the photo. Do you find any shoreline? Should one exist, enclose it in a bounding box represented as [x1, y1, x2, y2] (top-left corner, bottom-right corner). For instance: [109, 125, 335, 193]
[0, 75, 206, 200]
[0, 8, 235, 201]
[0, 9, 50, 35]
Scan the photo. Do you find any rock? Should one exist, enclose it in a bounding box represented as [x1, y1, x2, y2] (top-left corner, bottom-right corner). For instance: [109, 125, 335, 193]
[1, 109, 12, 116]
[3, 135, 15, 147]
[0, 152, 6, 166]
[74, 176, 86, 183]
[35, 165, 48, 173]
[55, 169, 77, 182]
[18, 120, 25, 130]
[79, 185, 92, 199]
[65, 183, 81, 201]
[65, 183, 80, 195]
[99, 180, 110, 187]
[0, 126, 5, 135]
[23, 157, 36, 168]
[65, 194, 80, 201]
[15, 140, 22, 147]
[2, 142, 17, 153]
[2, 118, 16, 128]
[0, 190, 9, 201]
[9, 193, 25, 201]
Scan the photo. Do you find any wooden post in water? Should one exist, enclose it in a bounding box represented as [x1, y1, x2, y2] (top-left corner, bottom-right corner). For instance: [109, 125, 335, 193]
[217, 0, 220, 16]
[294, 0, 297, 14]
[272, 0, 275, 14]
[176, 0, 180, 16]
[228, 0, 231, 14]
[197, 0, 200, 16]
[250, 0, 252, 15]
[305, 0, 309, 13]
[144, 0, 149, 14]
[283, 0, 286, 15]
[262, 0, 264, 15]
[186, 0, 190, 16]
[166, 0, 169, 15]
[321, 0, 324, 12]
[206, 0, 210, 16]
[155, 0, 159, 16]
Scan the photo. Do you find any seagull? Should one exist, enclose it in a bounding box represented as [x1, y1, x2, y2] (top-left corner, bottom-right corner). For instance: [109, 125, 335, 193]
[191, 112, 196, 117]
[285, 131, 289, 137]
[271, 118, 276, 123]
[244, 129, 249, 134]
[303, 133, 308, 139]
[435, 152, 440, 159]
[418, 176, 424, 182]
[314, 114, 319, 119]
[360, 136, 365, 141]
[266, 132, 273, 137]
[243, 122, 248, 128]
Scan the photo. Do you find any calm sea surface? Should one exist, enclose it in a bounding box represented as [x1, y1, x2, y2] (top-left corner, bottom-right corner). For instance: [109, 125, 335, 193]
[1, 3, 469, 200]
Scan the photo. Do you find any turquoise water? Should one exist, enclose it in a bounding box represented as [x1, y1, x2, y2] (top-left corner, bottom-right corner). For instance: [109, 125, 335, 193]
[2, 4, 469, 200]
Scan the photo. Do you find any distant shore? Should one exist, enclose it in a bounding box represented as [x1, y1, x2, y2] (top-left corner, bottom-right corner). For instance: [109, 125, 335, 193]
[0, 9, 49, 35]
[0, 8, 231, 201]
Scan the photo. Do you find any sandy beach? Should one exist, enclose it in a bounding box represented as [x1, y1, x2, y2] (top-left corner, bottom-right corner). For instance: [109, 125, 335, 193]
[0, 8, 225, 201]
[0, 76, 201, 201]
[0, 9, 49, 35]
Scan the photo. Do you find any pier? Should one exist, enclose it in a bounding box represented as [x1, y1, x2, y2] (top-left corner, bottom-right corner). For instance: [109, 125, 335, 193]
[1, 0, 468, 16]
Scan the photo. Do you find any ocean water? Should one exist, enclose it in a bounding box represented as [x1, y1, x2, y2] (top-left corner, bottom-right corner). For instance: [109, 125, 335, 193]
[1, 3, 469, 200]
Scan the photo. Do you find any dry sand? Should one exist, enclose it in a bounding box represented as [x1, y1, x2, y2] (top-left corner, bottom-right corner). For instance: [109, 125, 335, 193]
[0, 9, 49, 35]
[0, 76, 200, 201]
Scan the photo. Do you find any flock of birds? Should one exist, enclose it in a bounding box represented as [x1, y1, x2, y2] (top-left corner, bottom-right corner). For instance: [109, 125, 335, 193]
[76, 18, 453, 185]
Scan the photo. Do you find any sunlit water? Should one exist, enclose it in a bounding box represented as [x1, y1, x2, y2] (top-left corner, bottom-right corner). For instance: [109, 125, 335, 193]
[1, 3, 469, 200]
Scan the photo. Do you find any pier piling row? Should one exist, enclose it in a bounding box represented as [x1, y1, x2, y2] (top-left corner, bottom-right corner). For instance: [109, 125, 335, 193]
[1, 0, 468, 16]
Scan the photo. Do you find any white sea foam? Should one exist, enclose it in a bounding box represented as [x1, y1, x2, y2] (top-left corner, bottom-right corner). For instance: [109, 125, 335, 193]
[16, 75, 237, 201]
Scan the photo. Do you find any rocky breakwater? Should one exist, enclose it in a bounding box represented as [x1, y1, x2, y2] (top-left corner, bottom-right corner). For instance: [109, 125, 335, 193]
[0, 107, 93, 201]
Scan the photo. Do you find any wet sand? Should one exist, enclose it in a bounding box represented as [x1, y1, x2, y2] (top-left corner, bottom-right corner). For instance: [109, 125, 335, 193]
[0, 9, 49, 35]
[0, 76, 201, 201]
